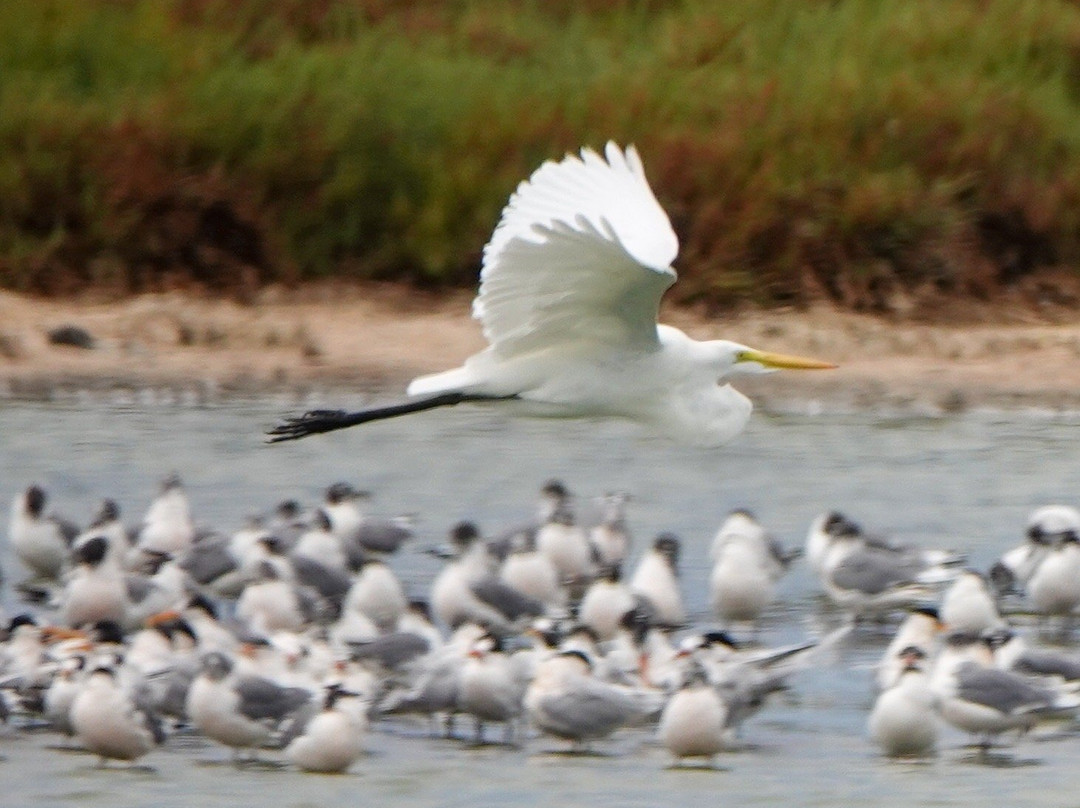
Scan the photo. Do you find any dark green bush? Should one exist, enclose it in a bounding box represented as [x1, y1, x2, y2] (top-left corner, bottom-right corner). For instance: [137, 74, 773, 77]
[1, 0, 1079, 315]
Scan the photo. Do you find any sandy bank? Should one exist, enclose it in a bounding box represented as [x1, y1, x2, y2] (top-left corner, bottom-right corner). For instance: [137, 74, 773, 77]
[1, 285, 1079, 415]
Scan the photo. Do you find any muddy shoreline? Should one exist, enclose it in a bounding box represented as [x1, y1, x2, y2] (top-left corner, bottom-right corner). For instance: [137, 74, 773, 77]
[2, 285, 1080, 415]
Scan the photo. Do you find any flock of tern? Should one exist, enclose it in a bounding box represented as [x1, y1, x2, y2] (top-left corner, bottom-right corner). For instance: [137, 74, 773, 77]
[1, 475, 1080, 774]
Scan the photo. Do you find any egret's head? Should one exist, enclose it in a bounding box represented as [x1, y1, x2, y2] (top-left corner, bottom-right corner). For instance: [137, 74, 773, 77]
[722, 342, 837, 378]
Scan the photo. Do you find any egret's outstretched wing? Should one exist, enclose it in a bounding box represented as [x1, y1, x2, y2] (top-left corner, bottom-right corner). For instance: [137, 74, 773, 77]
[474, 142, 679, 358]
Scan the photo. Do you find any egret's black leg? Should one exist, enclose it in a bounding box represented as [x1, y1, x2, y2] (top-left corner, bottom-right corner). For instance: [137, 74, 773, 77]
[265, 392, 518, 443]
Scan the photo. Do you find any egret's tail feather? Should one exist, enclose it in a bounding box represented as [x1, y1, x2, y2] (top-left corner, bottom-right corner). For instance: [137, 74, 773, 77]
[406, 367, 477, 397]
[266, 392, 518, 443]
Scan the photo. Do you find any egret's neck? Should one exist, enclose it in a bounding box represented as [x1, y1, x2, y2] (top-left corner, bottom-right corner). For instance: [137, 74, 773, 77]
[651, 328, 754, 447]
[657, 327, 744, 377]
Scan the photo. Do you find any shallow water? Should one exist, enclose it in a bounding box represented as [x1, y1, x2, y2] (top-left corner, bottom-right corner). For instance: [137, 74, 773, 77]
[2, 399, 1080, 807]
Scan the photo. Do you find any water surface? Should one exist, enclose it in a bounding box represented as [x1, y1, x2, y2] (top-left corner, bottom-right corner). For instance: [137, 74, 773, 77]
[2, 400, 1079, 807]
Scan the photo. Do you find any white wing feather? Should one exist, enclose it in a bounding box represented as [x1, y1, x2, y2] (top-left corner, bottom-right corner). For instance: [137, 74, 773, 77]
[473, 142, 679, 358]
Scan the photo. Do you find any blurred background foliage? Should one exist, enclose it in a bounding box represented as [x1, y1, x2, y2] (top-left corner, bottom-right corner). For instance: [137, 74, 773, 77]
[2, 0, 1080, 317]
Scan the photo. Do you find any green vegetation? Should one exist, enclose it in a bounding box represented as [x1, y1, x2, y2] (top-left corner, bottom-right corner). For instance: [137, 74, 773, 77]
[2, 0, 1080, 315]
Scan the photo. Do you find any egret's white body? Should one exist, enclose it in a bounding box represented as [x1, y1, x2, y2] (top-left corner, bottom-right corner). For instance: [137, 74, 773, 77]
[269, 143, 832, 445]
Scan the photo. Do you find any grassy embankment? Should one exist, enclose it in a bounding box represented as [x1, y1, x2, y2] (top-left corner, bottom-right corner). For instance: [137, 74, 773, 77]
[2, 0, 1080, 318]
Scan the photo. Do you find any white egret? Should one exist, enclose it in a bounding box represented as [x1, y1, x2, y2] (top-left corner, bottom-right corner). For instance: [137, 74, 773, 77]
[268, 142, 834, 446]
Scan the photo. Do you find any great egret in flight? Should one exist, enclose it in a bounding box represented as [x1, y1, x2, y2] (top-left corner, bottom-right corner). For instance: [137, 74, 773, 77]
[268, 142, 835, 447]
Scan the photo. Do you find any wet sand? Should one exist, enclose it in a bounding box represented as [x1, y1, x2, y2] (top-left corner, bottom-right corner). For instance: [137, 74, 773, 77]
[1, 284, 1079, 413]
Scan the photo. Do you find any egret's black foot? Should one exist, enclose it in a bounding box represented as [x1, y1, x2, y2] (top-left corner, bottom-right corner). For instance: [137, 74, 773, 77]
[266, 409, 354, 443]
[265, 392, 516, 443]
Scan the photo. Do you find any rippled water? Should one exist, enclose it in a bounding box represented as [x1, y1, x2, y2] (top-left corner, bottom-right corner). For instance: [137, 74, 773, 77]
[2, 399, 1080, 807]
